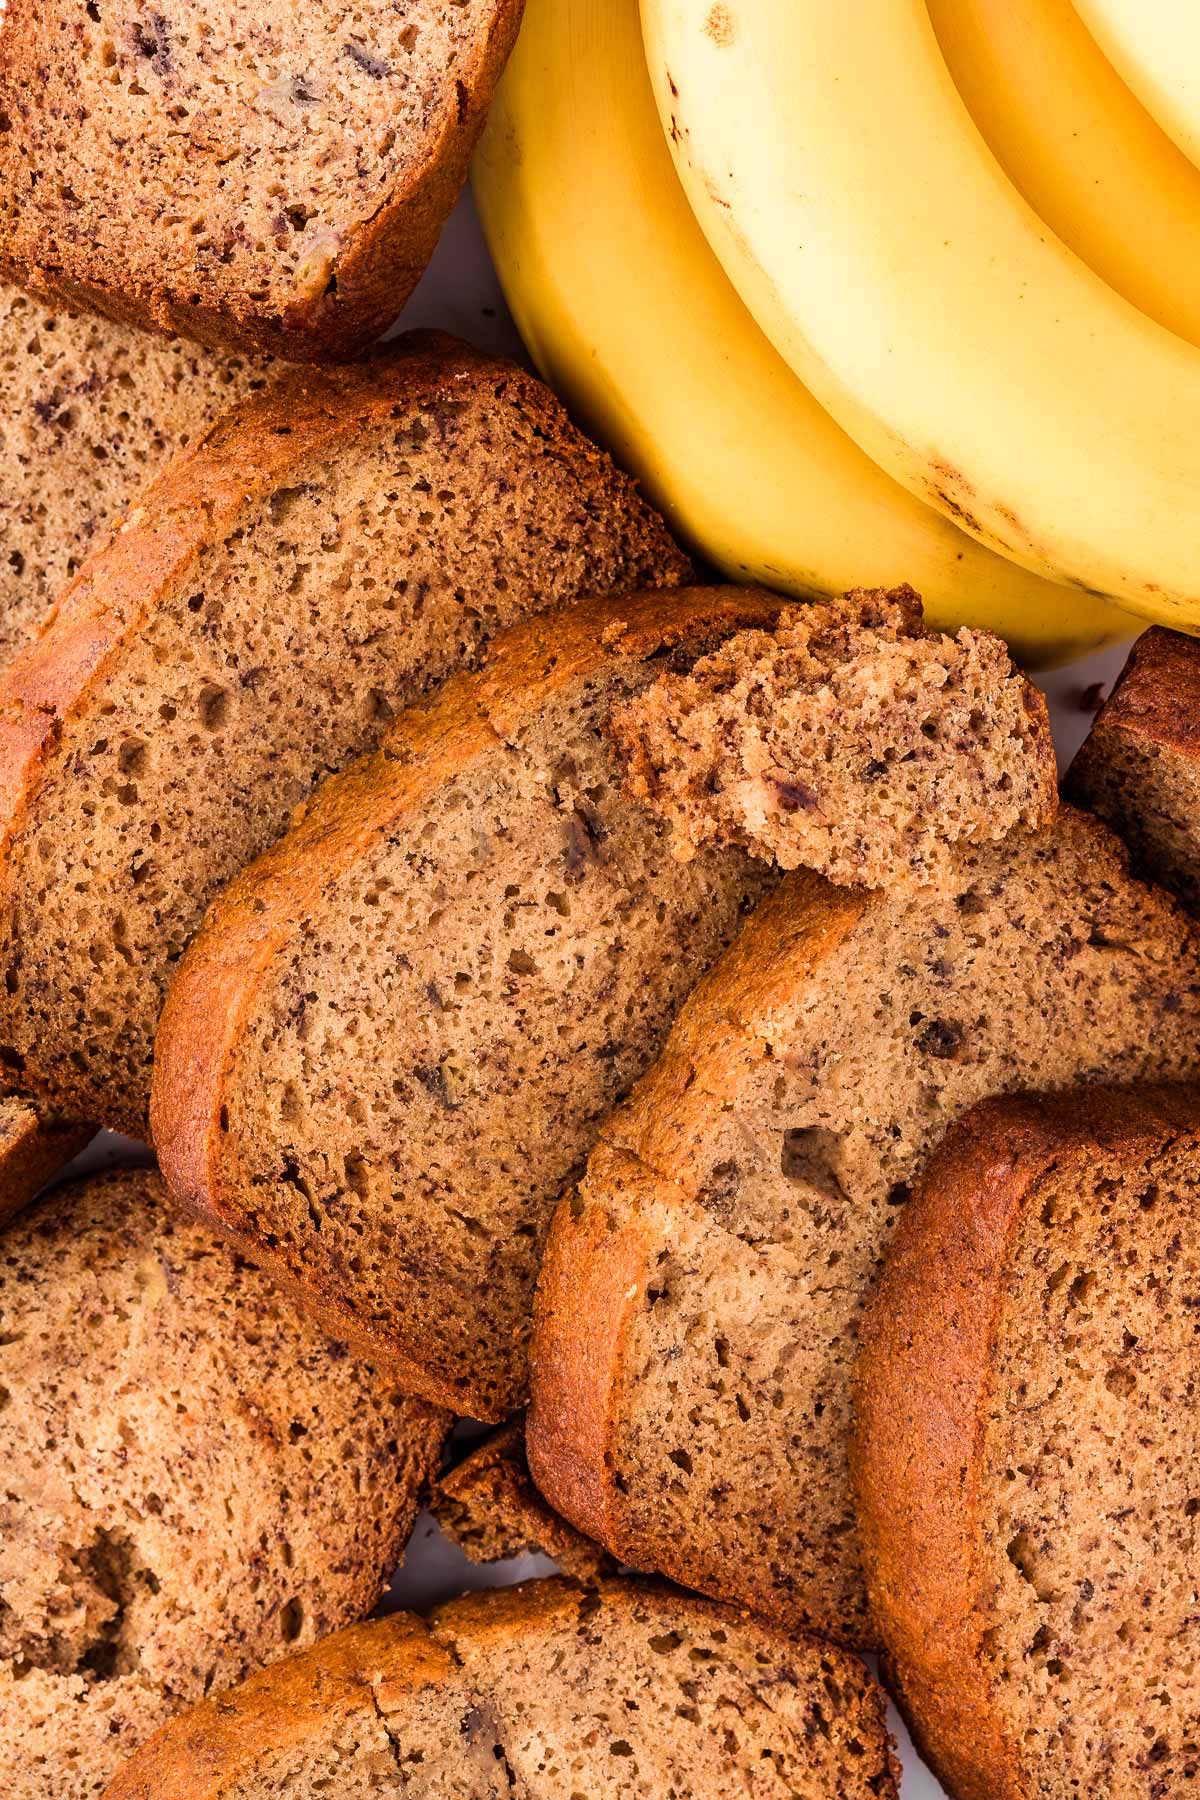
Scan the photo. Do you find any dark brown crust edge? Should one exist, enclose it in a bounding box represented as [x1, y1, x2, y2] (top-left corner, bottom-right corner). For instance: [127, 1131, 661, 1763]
[0, 331, 686, 1131]
[100, 1615, 448, 1800]
[527, 1144, 676, 1562]
[1069, 627, 1200, 764]
[850, 1082, 1200, 1800]
[527, 871, 877, 1635]
[0, 4, 526, 362]
[150, 586, 781, 1416]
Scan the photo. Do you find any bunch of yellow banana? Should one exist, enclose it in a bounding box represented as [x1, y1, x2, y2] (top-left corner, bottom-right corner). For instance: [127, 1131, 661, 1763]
[473, 0, 1200, 658]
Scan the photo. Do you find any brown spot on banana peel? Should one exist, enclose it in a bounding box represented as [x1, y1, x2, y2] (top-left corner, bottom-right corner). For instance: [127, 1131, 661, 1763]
[930, 484, 985, 539]
[924, 458, 1125, 598]
[926, 458, 985, 538]
[705, 4, 738, 45]
[993, 497, 1027, 541]
[927, 462, 1149, 626]
[924, 457, 1047, 561]
[673, 120, 737, 217]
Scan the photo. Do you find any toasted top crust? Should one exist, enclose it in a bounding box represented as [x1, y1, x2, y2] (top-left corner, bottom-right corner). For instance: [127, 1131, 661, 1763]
[0, 333, 476, 849]
[852, 1083, 1200, 1800]
[0, 2, 525, 360]
[528, 869, 874, 1548]
[151, 584, 780, 1409]
[530, 854, 884, 1582]
[1078, 626, 1200, 758]
[1064, 627, 1200, 910]
[104, 1576, 899, 1800]
[0, 333, 537, 842]
[99, 1616, 452, 1799]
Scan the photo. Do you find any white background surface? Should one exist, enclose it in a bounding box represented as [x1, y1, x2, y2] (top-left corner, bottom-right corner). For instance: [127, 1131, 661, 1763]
[76, 187, 1141, 1800]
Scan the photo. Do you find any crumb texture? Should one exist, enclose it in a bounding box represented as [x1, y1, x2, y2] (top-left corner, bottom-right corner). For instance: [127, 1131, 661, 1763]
[0, 1168, 447, 1800]
[611, 586, 1057, 888]
[0, 282, 269, 660]
[104, 1579, 899, 1799]
[978, 1135, 1200, 1797]
[0, 346, 685, 1137]
[538, 809, 1200, 1644]
[0, 1, 521, 355]
[205, 615, 771, 1417]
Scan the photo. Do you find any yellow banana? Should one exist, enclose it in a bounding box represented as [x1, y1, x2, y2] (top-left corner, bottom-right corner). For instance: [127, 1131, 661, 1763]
[930, 0, 1200, 347]
[642, 0, 1200, 628]
[1073, 0, 1200, 172]
[470, 0, 1132, 663]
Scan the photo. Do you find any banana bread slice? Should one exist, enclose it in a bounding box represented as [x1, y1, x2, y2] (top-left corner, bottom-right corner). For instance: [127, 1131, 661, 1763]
[1066, 625, 1200, 910]
[104, 1577, 899, 1800]
[0, 332, 687, 1139]
[529, 807, 1200, 1647]
[434, 1423, 615, 1580]
[0, 1096, 91, 1225]
[0, 1166, 448, 1800]
[0, 281, 269, 662]
[854, 1084, 1200, 1800]
[610, 585, 1057, 887]
[152, 587, 777, 1418]
[0, 1, 523, 360]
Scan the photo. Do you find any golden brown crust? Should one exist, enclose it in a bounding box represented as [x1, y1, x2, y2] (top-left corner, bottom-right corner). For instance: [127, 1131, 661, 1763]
[529, 813, 1200, 1641]
[0, 329, 475, 853]
[528, 1147, 678, 1561]
[100, 1616, 448, 1800]
[106, 1591, 610, 1800]
[0, 5, 526, 362]
[1079, 626, 1200, 759]
[528, 873, 875, 1599]
[427, 1571, 597, 1654]
[851, 1082, 1200, 1800]
[0, 332, 526, 818]
[105, 1576, 899, 1800]
[151, 585, 782, 1401]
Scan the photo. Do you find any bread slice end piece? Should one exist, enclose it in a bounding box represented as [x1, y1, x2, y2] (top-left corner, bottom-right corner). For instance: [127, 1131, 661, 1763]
[854, 1082, 1200, 1800]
